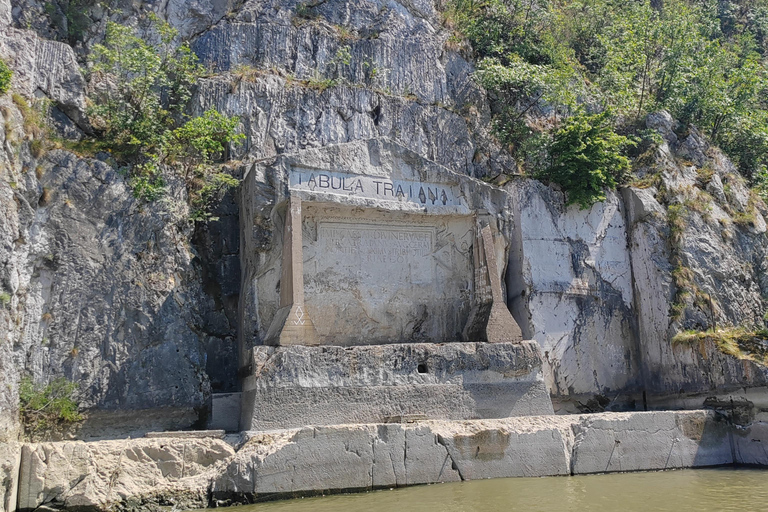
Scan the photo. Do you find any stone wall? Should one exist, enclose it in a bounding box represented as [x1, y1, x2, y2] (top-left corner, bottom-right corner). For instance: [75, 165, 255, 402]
[3, 410, 761, 512]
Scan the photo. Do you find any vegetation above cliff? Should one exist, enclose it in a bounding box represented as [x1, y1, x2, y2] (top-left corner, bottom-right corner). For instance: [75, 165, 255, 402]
[446, 0, 768, 206]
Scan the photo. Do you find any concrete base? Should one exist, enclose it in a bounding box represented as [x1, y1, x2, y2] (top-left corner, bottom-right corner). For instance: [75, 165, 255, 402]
[240, 341, 553, 430]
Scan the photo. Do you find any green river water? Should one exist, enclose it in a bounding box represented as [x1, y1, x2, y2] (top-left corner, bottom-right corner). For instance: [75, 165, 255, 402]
[225, 468, 768, 512]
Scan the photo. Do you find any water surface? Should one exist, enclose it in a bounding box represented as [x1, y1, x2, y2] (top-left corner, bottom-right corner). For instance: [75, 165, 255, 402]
[229, 468, 768, 512]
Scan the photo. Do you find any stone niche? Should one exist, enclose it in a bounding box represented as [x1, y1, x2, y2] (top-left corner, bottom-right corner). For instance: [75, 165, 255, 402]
[302, 204, 473, 345]
[238, 139, 552, 430]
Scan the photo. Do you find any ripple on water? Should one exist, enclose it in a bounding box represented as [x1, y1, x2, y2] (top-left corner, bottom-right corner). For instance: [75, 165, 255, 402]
[212, 468, 768, 512]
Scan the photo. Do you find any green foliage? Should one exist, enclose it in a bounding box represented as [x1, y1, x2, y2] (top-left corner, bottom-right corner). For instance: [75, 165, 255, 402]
[537, 112, 634, 208]
[0, 291, 10, 308]
[89, 14, 205, 159]
[87, 16, 242, 220]
[19, 376, 82, 440]
[167, 110, 243, 165]
[165, 110, 244, 220]
[672, 327, 768, 367]
[448, 0, 768, 190]
[0, 59, 12, 95]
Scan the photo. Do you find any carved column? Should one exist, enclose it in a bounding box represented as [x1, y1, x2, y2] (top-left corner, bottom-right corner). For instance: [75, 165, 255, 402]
[481, 224, 523, 344]
[264, 196, 319, 346]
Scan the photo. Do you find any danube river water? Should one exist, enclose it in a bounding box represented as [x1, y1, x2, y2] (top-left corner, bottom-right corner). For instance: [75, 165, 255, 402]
[226, 468, 768, 512]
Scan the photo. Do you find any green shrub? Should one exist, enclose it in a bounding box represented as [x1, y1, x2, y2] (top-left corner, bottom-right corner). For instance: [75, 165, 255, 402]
[537, 111, 634, 209]
[448, 0, 768, 185]
[0, 59, 12, 95]
[19, 376, 83, 440]
[87, 15, 243, 219]
[88, 14, 205, 159]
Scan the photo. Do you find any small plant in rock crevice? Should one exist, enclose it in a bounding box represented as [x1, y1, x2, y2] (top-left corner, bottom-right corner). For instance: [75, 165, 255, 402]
[0, 59, 12, 95]
[672, 327, 768, 367]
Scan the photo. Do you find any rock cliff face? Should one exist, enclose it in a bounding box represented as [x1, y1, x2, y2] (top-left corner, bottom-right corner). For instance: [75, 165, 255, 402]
[508, 112, 768, 412]
[1, 0, 768, 442]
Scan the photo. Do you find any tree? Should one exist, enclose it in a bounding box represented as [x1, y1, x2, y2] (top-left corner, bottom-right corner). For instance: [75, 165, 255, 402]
[87, 16, 243, 220]
[89, 14, 205, 157]
[538, 111, 634, 209]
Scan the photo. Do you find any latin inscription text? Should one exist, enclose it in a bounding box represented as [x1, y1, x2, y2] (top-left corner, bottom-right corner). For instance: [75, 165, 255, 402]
[290, 169, 461, 206]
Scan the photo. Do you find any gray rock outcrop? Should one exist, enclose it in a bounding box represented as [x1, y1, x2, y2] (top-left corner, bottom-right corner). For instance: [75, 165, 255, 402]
[0, 0, 768, 442]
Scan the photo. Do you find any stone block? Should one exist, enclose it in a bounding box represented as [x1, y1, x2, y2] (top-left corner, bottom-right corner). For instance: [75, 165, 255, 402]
[240, 341, 553, 430]
[732, 421, 768, 465]
[255, 426, 375, 493]
[570, 411, 733, 474]
[402, 426, 461, 485]
[433, 419, 572, 479]
[16, 439, 234, 511]
[208, 393, 242, 432]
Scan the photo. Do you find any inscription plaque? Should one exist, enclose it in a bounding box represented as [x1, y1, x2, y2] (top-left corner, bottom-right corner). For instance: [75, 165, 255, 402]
[301, 209, 473, 345]
[317, 222, 435, 285]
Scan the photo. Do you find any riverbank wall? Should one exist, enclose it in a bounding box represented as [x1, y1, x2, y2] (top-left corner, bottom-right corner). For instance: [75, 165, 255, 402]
[3, 410, 767, 512]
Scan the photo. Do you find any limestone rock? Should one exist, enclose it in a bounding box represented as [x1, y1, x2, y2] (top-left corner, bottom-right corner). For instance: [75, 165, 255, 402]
[0, 27, 89, 131]
[509, 181, 639, 404]
[570, 411, 733, 473]
[17, 438, 235, 511]
[0, 145, 217, 435]
[240, 341, 553, 430]
[10, 411, 743, 511]
[0, 442, 20, 512]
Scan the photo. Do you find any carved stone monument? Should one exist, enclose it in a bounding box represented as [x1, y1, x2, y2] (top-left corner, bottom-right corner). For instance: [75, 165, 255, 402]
[239, 139, 552, 430]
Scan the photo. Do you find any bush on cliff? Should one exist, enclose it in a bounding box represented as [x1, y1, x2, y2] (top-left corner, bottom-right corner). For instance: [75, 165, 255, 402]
[19, 376, 82, 440]
[537, 111, 633, 209]
[87, 15, 242, 220]
[448, 0, 768, 189]
[0, 59, 12, 95]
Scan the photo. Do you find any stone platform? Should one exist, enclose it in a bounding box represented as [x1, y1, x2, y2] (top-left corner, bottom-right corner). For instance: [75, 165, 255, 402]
[8, 410, 760, 512]
[240, 341, 553, 431]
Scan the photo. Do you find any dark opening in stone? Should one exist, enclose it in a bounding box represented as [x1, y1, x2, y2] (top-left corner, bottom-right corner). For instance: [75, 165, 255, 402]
[417, 363, 428, 374]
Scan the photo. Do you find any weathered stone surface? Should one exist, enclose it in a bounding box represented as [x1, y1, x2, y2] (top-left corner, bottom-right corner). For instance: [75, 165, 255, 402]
[481, 225, 523, 344]
[0, 143, 219, 435]
[431, 417, 574, 479]
[624, 116, 768, 402]
[0, 442, 20, 512]
[10, 411, 746, 511]
[190, 0, 512, 179]
[240, 138, 520, 351]
[0, 27, 88, 130]
[17, 438, 235, 511]
[570, 411, 733, 474]
[4, 0, 768, 446]
[509, 181, 639, 406]
[240, 341, 552, 430]
[732, 421, 768, 465]
[144, 430, 225, 439]
[208, 393, 242, 432]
